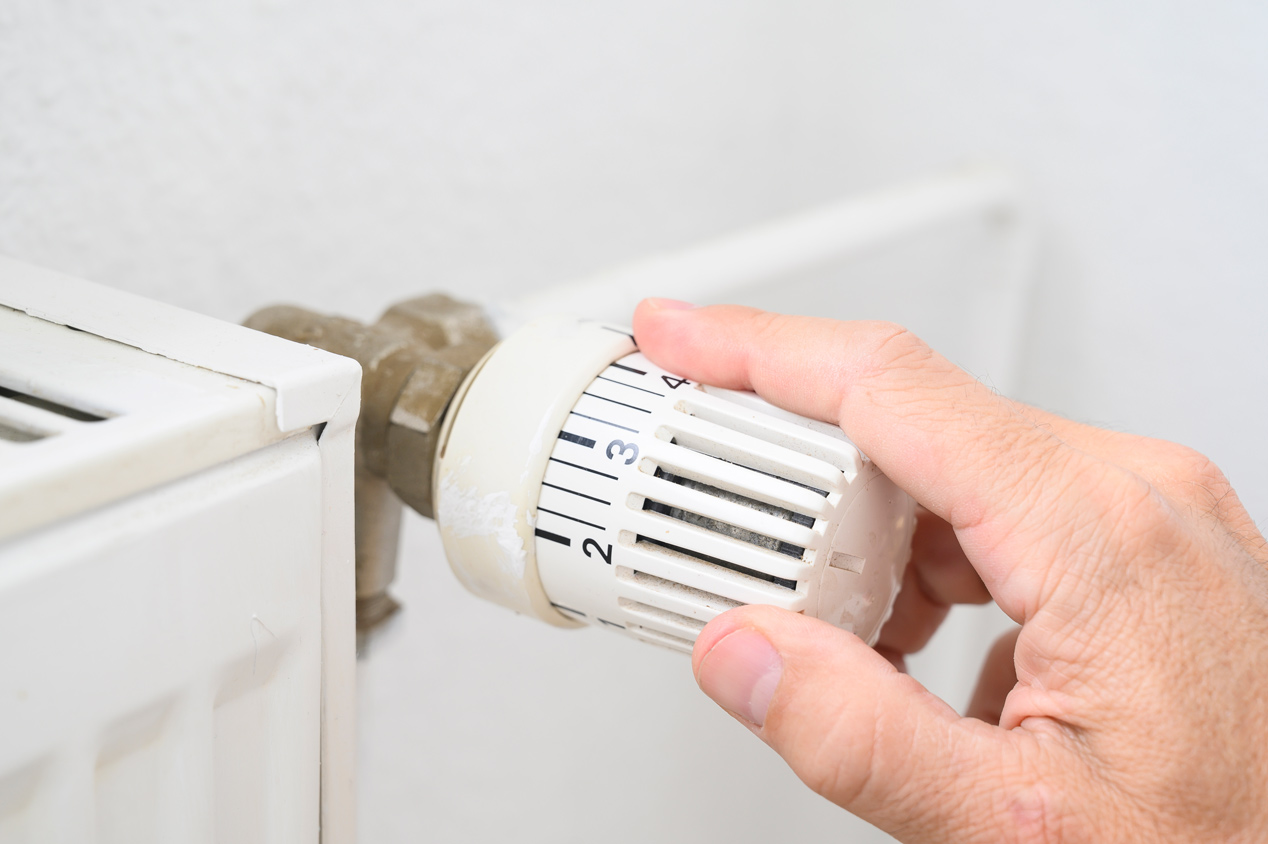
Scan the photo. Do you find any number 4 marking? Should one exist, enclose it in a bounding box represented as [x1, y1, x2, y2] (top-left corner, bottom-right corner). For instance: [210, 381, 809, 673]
[661, 375, 690, 390]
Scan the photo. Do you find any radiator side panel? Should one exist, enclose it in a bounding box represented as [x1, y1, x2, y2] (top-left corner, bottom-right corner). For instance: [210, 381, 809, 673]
[0, 434, 324, 844]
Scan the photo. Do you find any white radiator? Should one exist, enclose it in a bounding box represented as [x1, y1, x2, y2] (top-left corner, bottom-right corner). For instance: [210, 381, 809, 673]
[0, 258, 359, 844]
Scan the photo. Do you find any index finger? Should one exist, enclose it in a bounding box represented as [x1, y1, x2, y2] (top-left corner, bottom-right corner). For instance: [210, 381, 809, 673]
[632, 300, 1125, 619]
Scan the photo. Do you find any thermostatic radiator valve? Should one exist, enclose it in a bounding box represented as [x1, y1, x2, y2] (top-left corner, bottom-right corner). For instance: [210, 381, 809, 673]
[434, 317, 915, 652]
[248, 298, 915, 652]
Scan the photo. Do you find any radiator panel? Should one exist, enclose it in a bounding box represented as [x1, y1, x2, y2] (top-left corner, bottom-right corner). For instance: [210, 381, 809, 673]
[0, 257, 359, 843]
[0, 434, 323, 844]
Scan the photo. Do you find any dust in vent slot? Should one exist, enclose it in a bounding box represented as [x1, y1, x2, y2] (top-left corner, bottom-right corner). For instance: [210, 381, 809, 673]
[643, 468, 810, 560]
[0, 387, 107, 422]
[625, 625, 694, 653]
[617, 567, 742, 613]
[634, 535, 798, 591]
[618, 599, 706, 636]
[0, 422, 43, 443]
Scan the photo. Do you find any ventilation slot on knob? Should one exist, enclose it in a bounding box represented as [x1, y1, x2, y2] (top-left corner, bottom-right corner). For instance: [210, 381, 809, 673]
[0, 421, 40, 444]
[664, 390, 861, 497]
[636, 460, 820, 591]
[678, 389, 862, 479]
[632, 534, 799, 592]
[618, 599, 706, 638]
[624, 625, 695, 654]
[670, 441, 831, 500]
[616, 567, 741, 617]
[613, 568, 741, 651]
[643, 467, 813, 558]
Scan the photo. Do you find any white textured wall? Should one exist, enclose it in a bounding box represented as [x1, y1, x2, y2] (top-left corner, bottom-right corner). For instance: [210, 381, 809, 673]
[3, 2, 1266, 842]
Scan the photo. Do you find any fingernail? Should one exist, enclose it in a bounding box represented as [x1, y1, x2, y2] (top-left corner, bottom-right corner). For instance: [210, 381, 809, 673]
[696, 628, 782, 727]
[645, 298, 695, 311]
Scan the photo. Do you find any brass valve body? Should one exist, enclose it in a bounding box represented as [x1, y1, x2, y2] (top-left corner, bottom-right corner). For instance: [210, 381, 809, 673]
[246, 294, 497, 633]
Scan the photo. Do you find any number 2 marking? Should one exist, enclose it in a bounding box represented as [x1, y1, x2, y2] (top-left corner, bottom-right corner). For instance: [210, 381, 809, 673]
[605, 439, 639, 465]
[583, 539, 613, 565]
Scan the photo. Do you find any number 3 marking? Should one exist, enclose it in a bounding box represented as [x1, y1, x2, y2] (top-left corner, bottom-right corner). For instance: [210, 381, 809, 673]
[605, 439, 639, 465]
[583, 539, 613, 565]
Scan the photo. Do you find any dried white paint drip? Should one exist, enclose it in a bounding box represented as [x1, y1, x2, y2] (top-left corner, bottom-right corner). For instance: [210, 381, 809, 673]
[436, 469, 528, 604]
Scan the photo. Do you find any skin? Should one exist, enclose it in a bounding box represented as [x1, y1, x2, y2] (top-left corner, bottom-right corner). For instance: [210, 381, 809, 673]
[632, 299, 1268, 843]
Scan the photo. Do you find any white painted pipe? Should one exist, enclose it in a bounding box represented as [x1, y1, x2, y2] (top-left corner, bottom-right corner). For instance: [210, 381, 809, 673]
[493, 163, 1028, 335]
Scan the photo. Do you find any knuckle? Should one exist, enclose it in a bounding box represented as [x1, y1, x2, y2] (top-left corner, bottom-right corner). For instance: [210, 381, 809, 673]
[747, 309, 798, 347]
[971, 429, 1073, 534]
[859, 321, 935, 372]
[989, 451, 1183, 611]
[971, 735, 1081, 844]
[744, 311, 805, 373]
[846, 322, 959, 418]
[1143, 442, 1265, 556]
[1159, 443, 1234, 501]
[796, 738, 863, 804]
[1081, 464, 1176, 557]
[1061, 466, 1188, 597]
[789, 686, 888, 806]
[994, 783, 1073, 844]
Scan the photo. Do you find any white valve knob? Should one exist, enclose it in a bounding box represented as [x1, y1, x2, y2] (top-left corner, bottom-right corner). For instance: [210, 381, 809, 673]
[433, 317, 915, 652]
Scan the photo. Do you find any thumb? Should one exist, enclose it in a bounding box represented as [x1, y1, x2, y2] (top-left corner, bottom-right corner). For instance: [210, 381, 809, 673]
[692, 605, 1047, 842]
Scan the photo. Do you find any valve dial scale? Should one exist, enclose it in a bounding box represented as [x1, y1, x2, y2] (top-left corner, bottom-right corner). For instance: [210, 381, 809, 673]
[434, 318, 916, 653]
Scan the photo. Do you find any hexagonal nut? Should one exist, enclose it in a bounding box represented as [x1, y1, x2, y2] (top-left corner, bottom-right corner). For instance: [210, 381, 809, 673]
[384, 358, 469, 520]
[380, 294, 499, 353]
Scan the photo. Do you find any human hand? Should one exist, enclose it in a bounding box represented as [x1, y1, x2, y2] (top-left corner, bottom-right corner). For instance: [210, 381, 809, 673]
[633, 299, 1268, 843]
